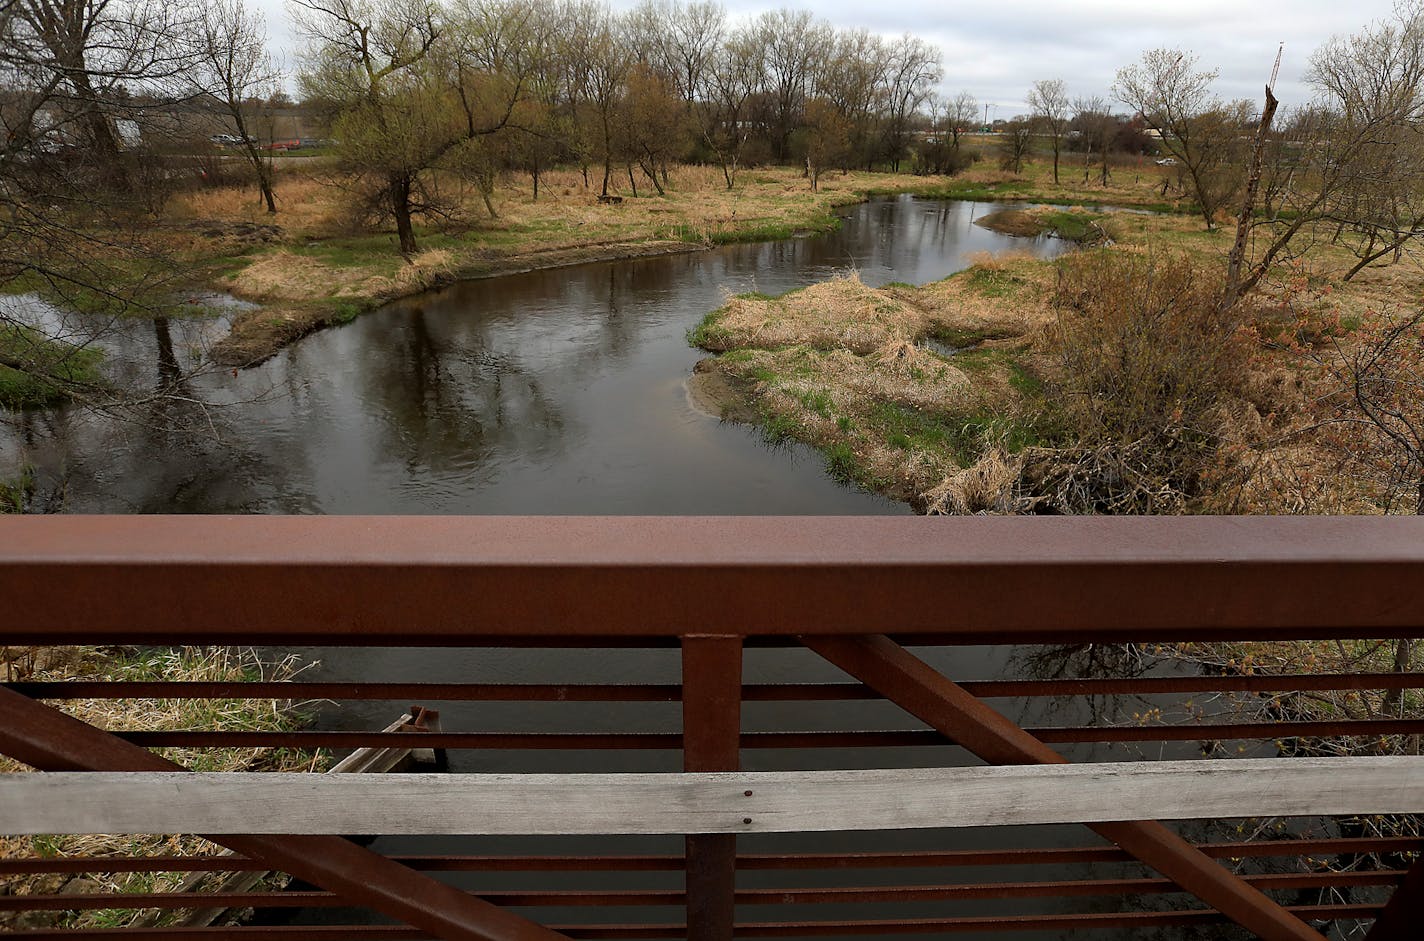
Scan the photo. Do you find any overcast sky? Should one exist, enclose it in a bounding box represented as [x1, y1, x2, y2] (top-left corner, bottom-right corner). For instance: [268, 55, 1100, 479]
[254, 0, 1403, 115]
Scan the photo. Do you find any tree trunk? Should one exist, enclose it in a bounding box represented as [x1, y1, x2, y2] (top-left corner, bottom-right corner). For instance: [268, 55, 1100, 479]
[1383, 639, 1415, 714]
[627, 164, 638, 198]
[390, 175, 417, 256]
[1222, 84, 1280, 310]
[154, 318, 180, 388]
[640, 161, 665, 196]
[71, 69, 129, 191]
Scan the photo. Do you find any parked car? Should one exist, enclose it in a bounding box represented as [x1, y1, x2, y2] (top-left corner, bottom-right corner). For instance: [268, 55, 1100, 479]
[1155, 157, 1178, 167]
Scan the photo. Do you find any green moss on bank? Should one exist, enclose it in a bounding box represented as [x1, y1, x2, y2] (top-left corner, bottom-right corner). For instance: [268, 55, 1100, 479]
[0, 325, 104, 408]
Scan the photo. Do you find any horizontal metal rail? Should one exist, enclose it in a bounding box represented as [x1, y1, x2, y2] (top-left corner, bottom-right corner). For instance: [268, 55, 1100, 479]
[88, 719, 1424, 749]
[4, 837, 1418, 876]
[5, 516, 1424, 643]
[0, 906, 1392, 939]
[0, 871, 1407, 911]
[14, 673, 1424, 700]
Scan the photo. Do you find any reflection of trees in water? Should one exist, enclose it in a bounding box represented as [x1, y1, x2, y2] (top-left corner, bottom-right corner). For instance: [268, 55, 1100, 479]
[3, 360, 306, 513]
[357, 304, 567, 477]
[1009, 643, 1163, 729]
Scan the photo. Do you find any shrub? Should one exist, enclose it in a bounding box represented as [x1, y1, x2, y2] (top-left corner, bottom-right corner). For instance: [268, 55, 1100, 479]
[1043, 250, 1250, 509]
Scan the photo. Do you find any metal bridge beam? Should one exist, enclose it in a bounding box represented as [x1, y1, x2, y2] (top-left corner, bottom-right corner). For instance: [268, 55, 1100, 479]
[0, 685, 570, 941]
[799, 633, 1327, 941]
[682, 635, 743, 941]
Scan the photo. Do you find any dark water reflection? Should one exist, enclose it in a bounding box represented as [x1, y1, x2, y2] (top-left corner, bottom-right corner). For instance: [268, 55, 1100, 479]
[2, 197, 1062, 514]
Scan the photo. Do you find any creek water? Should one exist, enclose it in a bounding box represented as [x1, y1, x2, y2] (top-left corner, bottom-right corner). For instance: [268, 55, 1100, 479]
[1, 196, 1065, 514]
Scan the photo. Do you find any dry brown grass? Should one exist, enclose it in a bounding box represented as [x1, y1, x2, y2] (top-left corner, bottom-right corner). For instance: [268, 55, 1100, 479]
[170, 171, 346, 239]
[923, 448, 1021, 515]
[697, 272, 932, 354]
[228, 247, 452, 302]
[914, 250, 1055, 340]
[0, 647, 321, 930]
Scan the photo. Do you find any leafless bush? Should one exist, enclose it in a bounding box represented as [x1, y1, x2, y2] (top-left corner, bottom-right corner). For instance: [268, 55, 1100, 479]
[1044, 251, 1254, 508]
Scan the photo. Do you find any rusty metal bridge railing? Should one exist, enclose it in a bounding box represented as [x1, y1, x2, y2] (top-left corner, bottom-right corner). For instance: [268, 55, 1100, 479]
[2, 516, 1423, 941]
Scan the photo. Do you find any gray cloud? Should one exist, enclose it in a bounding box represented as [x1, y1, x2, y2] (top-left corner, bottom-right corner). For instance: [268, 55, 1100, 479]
[252, 0, 1401, 114]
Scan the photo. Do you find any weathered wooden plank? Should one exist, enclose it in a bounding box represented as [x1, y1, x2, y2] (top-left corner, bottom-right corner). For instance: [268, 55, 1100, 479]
[4, 758, 1422, 835]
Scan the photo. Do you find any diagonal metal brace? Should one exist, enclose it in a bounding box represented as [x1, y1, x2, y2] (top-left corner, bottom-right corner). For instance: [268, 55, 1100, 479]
[0, 685, 569, 941]
[799, 633, 1326, 941]
[1364, 851, 1424, 940]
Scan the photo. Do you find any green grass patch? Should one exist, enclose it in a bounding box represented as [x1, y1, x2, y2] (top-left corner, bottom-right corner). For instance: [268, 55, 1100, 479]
[0, 325, 104, 409]
[0, 466, 34, 513]
[928, 324, 1016, 347]
[798, 388, 834, 417]
[758, 410, 801, 444]
[290, 236, 406, 275]
[823, 441, 861, 482]
[1006, 361, 1046, 397]
[327, 301, 364, 325]
[687, 307, 736, 349]
[959, 266, 1028, 299]
[1038, 210, 1105, 242]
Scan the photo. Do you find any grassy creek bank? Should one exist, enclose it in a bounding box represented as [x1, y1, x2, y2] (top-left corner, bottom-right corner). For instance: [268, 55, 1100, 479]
[688, 202, 1424, 516]
[973, 206, 1116, 244]
[0, 646, 322, 930]
[60, 159, 1187, 370]
[186, 164, 1066, 367]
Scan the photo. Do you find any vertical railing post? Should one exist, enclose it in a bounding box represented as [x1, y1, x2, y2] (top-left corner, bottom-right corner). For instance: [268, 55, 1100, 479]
[1365, 853, 1424, 940]
[682, 634, 743, 941]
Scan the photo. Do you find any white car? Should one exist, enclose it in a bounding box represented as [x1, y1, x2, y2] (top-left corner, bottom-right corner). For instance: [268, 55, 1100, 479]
[1155, 157, 1178, 167]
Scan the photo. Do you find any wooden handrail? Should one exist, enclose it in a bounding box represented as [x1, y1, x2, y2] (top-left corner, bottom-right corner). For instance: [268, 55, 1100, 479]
[5, 758, 1424, 835]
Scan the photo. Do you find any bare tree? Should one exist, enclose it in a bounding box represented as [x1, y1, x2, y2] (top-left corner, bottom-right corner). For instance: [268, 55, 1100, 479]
[1071, 95, 1116, 186]
[1224, 4, 1424, 307]
[195, 0, 282, 212]
[696, 28, 758, 189]
[0, 0, 230, 423]
[750, 8, 831, 162]
[3, 0, 201, 190]
[946, 90, 979, 150]
[1027, 78, 1069, 184]
[580, 6, 628, 197]
[804, 96, 851, 189]
[997, 118, 1032, 175]
[664, 0, 723, 104]
[879, 34, 940, 171]
[816, 28, 887, 171]
[1114, 49, 1249, 230]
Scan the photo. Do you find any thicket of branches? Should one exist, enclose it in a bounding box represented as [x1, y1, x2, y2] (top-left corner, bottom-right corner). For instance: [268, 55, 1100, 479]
[287, 0, 949, 253]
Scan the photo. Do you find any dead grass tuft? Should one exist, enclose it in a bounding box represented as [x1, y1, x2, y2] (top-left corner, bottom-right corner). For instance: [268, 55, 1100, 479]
[700, 272, 931, 353]
[924, 449, 1022, 515]
[0, 646, 321, 930]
